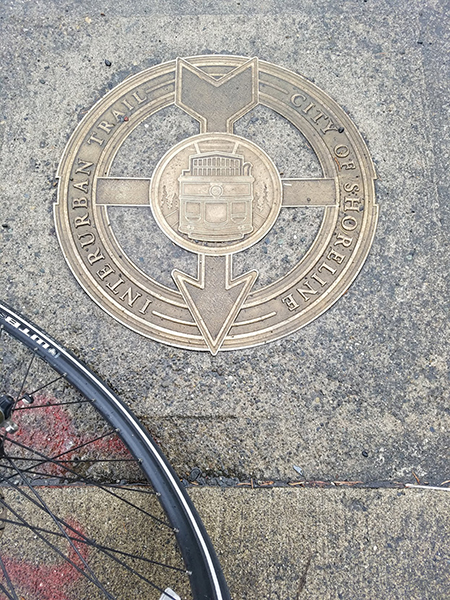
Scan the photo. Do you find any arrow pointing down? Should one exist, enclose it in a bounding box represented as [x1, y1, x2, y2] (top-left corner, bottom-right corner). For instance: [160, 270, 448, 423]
[172, 255, 257, 355]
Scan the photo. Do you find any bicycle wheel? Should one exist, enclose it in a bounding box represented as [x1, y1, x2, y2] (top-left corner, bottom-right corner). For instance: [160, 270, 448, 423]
[0, 300, 230, 600]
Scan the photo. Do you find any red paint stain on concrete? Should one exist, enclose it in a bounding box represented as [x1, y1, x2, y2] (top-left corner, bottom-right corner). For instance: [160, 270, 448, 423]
[2, 519, 89, 600]
[0, 397, 132, 597]
[6, 394, 130, 476]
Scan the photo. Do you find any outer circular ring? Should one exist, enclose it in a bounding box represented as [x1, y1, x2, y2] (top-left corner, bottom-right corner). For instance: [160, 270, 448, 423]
[55, 55, 378, 352]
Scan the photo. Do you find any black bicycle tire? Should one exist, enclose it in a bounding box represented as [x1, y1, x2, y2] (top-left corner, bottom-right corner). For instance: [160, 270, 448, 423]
[0, 299, 231, 600]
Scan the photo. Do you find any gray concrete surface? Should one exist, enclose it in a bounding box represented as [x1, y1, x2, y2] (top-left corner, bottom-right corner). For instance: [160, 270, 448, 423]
[0, 1, 449, 598]
[194, 487, 450, 600]
[3, 486, 449, 599]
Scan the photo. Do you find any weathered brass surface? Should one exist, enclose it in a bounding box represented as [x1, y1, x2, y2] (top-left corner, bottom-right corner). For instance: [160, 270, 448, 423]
[55, 56, 378, 354]
[150, 132, 282, 253]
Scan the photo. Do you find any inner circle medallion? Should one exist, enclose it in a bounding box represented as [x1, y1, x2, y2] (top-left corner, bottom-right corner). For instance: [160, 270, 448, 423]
[55, 55, 378, 354]
[150, 132, 282, 255]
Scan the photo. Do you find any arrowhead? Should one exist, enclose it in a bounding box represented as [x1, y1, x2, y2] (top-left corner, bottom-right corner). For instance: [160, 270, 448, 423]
[173, 255, 257, 355]
[175, 57, 259, 133]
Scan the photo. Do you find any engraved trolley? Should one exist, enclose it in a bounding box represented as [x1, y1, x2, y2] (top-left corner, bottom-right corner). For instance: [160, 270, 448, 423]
[178, 151, 254, 242]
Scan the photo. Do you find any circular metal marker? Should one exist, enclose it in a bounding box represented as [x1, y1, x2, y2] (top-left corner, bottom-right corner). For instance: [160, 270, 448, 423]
[55, 55, 378, 354]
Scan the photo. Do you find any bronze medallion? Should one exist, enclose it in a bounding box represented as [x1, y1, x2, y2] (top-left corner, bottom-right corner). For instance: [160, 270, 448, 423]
[55, 55, 378, 354]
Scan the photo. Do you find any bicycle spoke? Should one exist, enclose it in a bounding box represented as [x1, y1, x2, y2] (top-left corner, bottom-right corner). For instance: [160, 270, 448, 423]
[3, 437, 173, 529]
[1, 464, 145, 485]
[5, 456, 116, 600]
[3, 427, 121, 469]
[0, 580, 17, 600]
[15, 399, 91, 410]
[3, 457, 135, 463]
[0, 490, 119, 599]
[0, 554, 19, 600]
[15, 354, 35, 404]
[0, 518, 186, 573]
[45, 428, 120, 461]
[20, 374, 65, 397]
[0, 464, 77, 480]
[101, 483, 156, 494]
[0, 492, 184, 600]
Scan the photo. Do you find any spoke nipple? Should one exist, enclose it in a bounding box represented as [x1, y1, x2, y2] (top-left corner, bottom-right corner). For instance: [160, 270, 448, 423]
[21, 393, 35, 405]
[91, 398, 96, 403]
[138, 458, 143, 463]
[186, 570, 193, 575]
[173, 528, 180, 533]
[156, 492, 161, 497]
[5, 421, 18, 434]
[115, 428, 121, 433]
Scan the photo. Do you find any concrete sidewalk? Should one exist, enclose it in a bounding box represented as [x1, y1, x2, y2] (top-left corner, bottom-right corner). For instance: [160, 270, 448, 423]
[2, 486, 449, 599]
[1, 1, 449, 598]
[196, 487, 450, 599]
